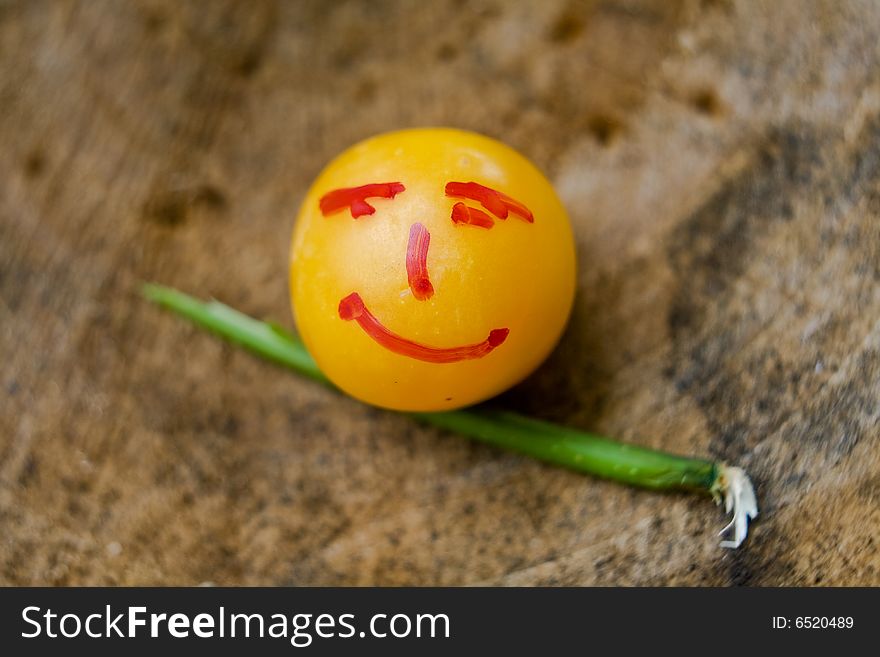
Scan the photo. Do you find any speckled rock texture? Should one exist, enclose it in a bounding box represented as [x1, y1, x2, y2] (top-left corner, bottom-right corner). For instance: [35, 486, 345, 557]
[1, 0, 878, 585]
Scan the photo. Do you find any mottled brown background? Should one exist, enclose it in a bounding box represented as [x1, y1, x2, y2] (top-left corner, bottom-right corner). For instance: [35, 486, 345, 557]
[2, 0, 879, 586]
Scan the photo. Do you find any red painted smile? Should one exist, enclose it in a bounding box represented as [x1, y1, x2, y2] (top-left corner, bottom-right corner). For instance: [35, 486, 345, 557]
[338, 292, 509, 364]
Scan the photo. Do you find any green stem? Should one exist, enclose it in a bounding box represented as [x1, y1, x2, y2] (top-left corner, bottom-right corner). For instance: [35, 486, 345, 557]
[142, 283, 717, 494]
[143, 284, 328, 385]
[415, 410, 716, 491]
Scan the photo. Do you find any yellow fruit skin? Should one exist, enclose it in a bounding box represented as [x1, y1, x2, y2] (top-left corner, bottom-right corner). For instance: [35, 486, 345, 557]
[290, 128, 576, 411]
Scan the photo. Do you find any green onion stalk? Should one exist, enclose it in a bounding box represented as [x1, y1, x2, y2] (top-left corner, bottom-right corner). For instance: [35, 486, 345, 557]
[143, 284, 758, 548]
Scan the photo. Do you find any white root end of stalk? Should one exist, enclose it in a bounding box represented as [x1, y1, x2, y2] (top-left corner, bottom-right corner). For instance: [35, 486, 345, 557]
[711, 465, 758, 549]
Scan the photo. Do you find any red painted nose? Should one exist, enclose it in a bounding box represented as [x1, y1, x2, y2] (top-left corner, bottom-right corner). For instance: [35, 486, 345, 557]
[406, 222, 434, 300]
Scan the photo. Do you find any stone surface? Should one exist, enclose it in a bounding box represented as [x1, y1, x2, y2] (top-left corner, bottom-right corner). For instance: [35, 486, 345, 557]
[1, 0, 878, 585]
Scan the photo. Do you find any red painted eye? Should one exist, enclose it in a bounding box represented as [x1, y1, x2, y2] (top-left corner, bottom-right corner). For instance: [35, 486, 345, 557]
[338, 293, 508, 363]
[445, 181, 534, 223]
[406, 222, 434, 300]
[451, 202, 495, 229]
[319, 182, 406, 218]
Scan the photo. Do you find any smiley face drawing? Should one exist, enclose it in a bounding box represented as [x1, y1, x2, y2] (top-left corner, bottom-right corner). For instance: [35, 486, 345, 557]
[290, 128, 576, 411]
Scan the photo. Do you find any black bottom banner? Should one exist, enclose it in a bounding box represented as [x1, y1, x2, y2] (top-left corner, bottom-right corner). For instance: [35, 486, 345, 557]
[1, 587, 874, 654]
